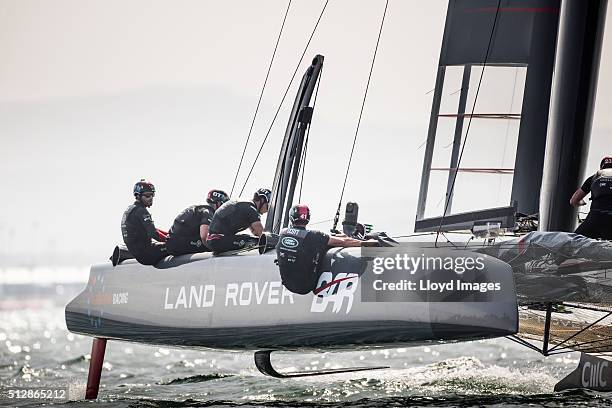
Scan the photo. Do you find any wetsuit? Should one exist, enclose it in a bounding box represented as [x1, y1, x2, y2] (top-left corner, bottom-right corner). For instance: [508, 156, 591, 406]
[575, 169, 612, 240]
[166, 205, 214, 255]
[206, 200, 261, 253]
[121, 201, 167, 265]
[276, 226, 330, 294]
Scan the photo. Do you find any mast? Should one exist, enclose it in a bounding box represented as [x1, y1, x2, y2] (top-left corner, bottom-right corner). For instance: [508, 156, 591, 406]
[539, 0, 608, 232]
[266, 55, 324, 234]
[510, 2, 559, 216]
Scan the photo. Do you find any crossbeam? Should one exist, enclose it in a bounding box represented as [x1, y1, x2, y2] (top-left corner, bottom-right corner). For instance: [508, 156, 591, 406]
[431, 167, 514, 174]
[438, 113, 521, 119]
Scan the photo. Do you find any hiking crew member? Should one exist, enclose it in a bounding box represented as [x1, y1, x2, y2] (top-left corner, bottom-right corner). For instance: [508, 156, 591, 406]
[121, 179, 168, 265]
[571, 156, 612, 240]
[206, 188, 271, 253]
[166, 189, 229, 256]
[276, 204, 376, 295]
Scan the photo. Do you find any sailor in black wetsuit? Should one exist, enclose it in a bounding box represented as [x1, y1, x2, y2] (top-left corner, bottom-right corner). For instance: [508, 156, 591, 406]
[276, 204, 376, 295]
[166, 189, 229, 256]
[121, 180, 168, 265]
[206, 188, 271, 254]
[571, 156, 612, 240]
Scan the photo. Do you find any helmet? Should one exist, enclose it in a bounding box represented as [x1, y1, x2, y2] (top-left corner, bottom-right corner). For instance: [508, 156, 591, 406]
[254, 188, 272, 204]
[134, 179, 155, 196]
[601, 156, 612, 169]
[289, 204, 310, 226]
[207, 189, 229, 206]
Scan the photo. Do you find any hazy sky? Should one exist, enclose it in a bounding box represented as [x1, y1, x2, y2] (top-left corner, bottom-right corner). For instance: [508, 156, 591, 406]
[0, 0, 611, 266]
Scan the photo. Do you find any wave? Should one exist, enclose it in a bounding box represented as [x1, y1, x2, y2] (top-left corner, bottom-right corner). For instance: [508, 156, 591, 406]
[158, 373, 233, 385]
[59, 354, 88, 366]
[241, 356, 560, 401]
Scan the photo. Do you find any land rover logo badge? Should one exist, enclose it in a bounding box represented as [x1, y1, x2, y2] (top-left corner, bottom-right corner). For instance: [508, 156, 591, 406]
[281, 237, 299, 248]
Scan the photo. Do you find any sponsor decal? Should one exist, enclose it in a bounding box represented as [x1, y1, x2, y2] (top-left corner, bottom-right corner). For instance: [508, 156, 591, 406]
[163, 282, 294, 309]
[582, 361, 608, 388]
[313, 276, 355, 295]
[311, 272, 359, 314]
[86, 272, 106, 328]
[112, 292, 129, 305]
[164, 285, 215, 309]
[281, 237, 299, 249]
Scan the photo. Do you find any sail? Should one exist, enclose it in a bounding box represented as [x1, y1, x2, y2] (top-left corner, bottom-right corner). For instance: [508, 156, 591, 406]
[415, 0, 560, 232]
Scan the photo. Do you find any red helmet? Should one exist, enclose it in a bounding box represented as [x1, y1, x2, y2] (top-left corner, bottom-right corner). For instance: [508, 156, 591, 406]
[289, 204, 310, 226]
[601, 156, 612, 169]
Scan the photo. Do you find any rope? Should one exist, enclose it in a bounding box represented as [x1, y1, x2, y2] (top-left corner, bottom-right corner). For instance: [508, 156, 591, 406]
[230, 0, 292, 197]
[435, 0, 502, 246]
[331, 0, 389, 232]
[309, 218, 334, 226]
[298, 66, 323, 203]
[239, 0, 330, 196]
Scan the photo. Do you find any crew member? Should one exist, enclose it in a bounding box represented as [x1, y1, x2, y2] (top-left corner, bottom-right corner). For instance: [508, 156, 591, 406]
[166, 189, 229, 256]
[121, 179, 168, 265]
[206, 188, 271, 253]
[571, 156, 612, 240]
[276, 204, 377, 295]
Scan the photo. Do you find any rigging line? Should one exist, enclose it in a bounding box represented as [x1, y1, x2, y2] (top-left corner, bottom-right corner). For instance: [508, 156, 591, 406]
[441, 232, 460, 249]
[435, 0, 502, 246]
[310, 218, 334, 226]
[505, 335, 545, 354]
[464, 235, 474, 249]
[449, 86, 467, 96]
[547, 311, 612, 354]
[442, 139, 455, 149]
[332, 0, 389, 232]
[230, 0, 292, 197]
[239, 0, 330, 196]
[299, 65, 323, 202]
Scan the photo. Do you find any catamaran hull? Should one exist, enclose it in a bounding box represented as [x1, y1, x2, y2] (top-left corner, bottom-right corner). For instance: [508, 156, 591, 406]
[65, 247, 518, 350]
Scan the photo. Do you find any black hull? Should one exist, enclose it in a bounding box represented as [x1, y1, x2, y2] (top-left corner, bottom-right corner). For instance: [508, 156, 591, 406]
[66, 310, 513, 350]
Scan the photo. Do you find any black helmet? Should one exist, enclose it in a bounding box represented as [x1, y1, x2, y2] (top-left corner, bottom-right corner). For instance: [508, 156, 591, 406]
[207, 189, 229, 206]
[601, 156, 612, 169]
[254, 188, 272, 204]
[289, 204, 310, 226]
[134, 179, 155, 196]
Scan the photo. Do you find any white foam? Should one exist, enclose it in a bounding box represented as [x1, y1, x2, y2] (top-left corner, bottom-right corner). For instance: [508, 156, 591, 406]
[293, 356, 558, 395]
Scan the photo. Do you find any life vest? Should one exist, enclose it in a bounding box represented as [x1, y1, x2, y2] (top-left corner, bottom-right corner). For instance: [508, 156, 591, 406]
[277, 227, 310, 267]
[591, 169, 612, 201]
[276, 227, 325, 294]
